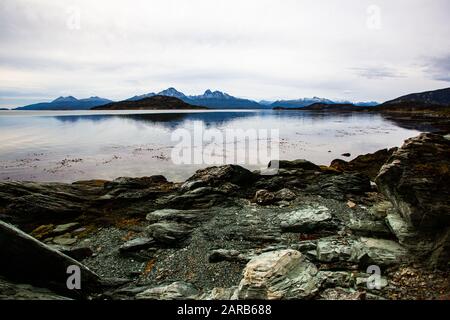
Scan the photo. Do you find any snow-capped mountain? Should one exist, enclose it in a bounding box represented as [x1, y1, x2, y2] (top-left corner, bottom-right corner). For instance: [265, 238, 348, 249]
[127, 88, 261, 109]
[191, 89, 233, 100]
[270, 97, 335, 108]
[127, 92, 156, 101]
[158, 87, 188, 99]
[270, 97, 378, 108]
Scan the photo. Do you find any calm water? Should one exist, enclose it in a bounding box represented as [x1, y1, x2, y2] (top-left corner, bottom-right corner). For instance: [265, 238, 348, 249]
[0, 110, 421, 182]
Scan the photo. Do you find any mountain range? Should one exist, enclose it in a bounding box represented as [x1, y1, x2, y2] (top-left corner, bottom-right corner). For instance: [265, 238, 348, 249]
[10, 87, 450, 110]
[127, 88, 262, 109]
[12, 88, 377, 110]
[15, 96, 113, 110]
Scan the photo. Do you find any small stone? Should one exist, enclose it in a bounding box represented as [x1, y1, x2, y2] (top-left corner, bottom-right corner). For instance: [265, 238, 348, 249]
[320, 287, 363, 300]
[208, 249, 250, 263]
[347, 201, 356, 209]
[253, 189, 276, 205]
[274, 188, 297, 201]
[52, 222, 80, 235]
[52, 236, 77, 246]
[119, 237, 155, 253]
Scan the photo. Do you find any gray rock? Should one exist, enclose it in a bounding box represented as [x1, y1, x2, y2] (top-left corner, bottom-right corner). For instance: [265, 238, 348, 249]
[319, 287, 363, 300]
[146, 209, 207, 224]
[52, 236, 77, 246]
[52, 222, 80, 235]
[208, 249, 250, 263]
[0, 277, 72, 300]
[185, 165, 255, 188]
[316, 237, 354, 262]
[200, 287, 237, 300]
[180, 180, 205, 192]
[274, 188, 297, 201]
[279, 205, 333, 233]
[350, 237, 409, 266]
[347, 219, 392, 237]
[253, 189, 276, 205]
[375, 133, 450, 229]
[315, 173, 372, 200]
[119, 237, 155, 253]
[236, 249, 320, 300]
[316, 271, 357, 288]
[146, 221, 193, 246]
[136, 281, 199, 300]
[385, 213, 418, 245]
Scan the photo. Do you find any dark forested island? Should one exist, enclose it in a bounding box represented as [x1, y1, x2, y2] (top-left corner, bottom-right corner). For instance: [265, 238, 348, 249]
[91, 95, 208, 110]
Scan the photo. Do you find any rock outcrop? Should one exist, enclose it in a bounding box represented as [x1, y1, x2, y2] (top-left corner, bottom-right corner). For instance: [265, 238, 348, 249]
[375, 133, 450, 267]
[331, 148, 396, 180]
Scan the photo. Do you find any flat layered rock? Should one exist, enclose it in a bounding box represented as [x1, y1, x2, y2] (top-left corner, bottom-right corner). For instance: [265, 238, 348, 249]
[279, 205, 334, 232]
[350, 237, 409, 267]
[146, 221, 193, 246]
[236, 250, 320, 300]
[136, 281, 199, 300]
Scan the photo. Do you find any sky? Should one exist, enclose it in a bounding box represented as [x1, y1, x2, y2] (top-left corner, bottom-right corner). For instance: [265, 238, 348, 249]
[0, 0, 449, 108]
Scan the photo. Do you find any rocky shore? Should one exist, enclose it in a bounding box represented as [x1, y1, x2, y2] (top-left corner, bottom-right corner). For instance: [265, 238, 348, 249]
[0, 133, 449, 300]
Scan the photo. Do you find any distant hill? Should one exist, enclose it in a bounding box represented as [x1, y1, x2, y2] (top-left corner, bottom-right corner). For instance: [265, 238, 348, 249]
[271, 97, 335, 108]
[274, 103, 374, 112]
[287, 103, 364, 111]
[383, 87, 450, 106]
[270, 98, 378, 109]
[15, 96, 112, 110]
[92, 95, 207, 110]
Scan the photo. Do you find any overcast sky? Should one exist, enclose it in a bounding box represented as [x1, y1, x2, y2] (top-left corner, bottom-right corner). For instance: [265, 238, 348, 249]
[0, 0, 449, 108]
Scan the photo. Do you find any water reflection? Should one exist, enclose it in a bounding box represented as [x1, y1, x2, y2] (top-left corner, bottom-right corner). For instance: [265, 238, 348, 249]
[0, 110, 422, 182]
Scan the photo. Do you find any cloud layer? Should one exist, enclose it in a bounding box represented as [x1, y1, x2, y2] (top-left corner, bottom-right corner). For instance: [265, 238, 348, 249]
[0, 0, 449, 108]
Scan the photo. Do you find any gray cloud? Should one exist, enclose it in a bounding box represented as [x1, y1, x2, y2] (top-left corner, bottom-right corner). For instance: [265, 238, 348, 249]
[1, 0, 450, 107]
[351, 67, 405, 80]
[424, 55, 450, 82]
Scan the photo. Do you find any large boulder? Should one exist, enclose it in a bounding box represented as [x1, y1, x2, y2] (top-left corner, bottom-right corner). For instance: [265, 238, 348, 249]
[0, 220, 101, 297]
[375, 133, 450, 229]
[331, 148, 396, 180]
[268, 159, 321, 171]
[182, 165, 255, 190]
[236, 250, 320, 300]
